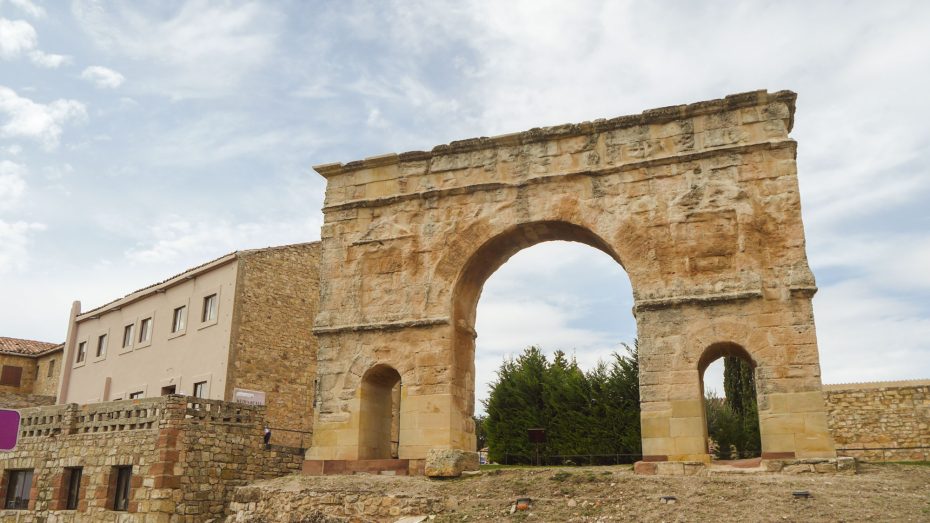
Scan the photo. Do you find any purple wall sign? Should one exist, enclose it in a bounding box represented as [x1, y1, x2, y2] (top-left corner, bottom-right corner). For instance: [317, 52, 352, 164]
[0, 409, 21, 451]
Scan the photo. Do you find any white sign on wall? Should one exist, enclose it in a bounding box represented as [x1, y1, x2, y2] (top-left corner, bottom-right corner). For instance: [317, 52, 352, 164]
[233, 388, 266, 406]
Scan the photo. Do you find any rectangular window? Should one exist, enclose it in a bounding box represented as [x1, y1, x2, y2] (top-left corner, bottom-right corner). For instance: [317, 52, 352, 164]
[0, 366, 23, 387]
[201, 293, 218, 323]
[171, 306, 186, 333]
[47, 359, 55, 378]
[128, 391, 143, 399]
[122, 324, 134, 348]
[138, 317, 152, 343]
[111, 466, 132, 511]
[3, 469, 33, 510]
[96, 334, 107, 358]
[65, 467, 82, 510]
[76, 341, 87, 363]
[192, 381, 207, 398]
[160, 385, 176, 395]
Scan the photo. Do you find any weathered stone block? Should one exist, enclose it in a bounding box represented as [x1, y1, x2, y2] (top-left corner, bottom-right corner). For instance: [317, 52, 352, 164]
[633, 461, 657, 475]
[424, 449, 479, 478]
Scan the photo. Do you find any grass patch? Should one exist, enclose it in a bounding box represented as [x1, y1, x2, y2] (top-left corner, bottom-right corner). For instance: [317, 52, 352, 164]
[884, 461, 930, 467]
[550, 471, 572, 482]
[480, 464, 530, 471]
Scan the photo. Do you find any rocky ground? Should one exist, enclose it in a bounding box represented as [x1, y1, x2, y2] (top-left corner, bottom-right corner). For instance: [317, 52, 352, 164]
[226, 462, 930, 522]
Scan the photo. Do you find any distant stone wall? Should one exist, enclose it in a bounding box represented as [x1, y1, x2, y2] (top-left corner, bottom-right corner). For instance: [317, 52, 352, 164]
[227, 242, 321, 448]
[824, 380, 930, 461]
[0, 396, 303, 522]
[0, 353, 38, 394]
[0, 391, 56, 409]
[33, 351, 62, 397]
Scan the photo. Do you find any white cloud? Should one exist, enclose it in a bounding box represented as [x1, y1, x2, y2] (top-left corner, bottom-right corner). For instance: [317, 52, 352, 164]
[0, 85, 87, 148]
[143, 112, 328, 167]
[0, 17, 36, 58]
[123, 214, 322, 266]
[0, 17, 68, 67]
[28, 49, 70, 68]
[816, 280, 930, 384]
[1, 144, 21, 155]
[72, 0, 278, 98]
[810, 233, 930, 293]
[80, 65, 125, 88]
[0, 219, 44, 273]
[8, 0, 46, 19]
[0, 160, 27, 210]
[365, 108, 386, 129]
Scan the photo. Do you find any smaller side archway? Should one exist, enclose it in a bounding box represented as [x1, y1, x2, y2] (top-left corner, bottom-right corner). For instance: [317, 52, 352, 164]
[698, 343, 761, 460]
[358, 364, 402, 460]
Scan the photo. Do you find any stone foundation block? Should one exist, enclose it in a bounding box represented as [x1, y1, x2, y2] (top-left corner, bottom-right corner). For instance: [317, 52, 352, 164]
[837, 456, 857, 473]
[424, 449, 479, 478]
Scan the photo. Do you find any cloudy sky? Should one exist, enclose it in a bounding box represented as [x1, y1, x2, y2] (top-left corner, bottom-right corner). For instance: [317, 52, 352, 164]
[2, 1, 929, 407]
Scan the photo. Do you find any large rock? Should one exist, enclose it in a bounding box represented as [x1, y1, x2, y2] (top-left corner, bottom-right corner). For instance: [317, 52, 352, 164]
[424, 449, 479, 478]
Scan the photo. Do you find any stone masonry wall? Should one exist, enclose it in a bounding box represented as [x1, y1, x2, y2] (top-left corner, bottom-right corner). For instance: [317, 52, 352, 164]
[0, 353, 38, 394]
[308, 90, 836, 463]
[0, 400, 170, 522]
[176, 416, 304, 519]
[0, 396, 304, 522]
[34, 351, 62, 397]
[0, 391, 56, 409]
[824, 380, 930, 461]
[227, 242, 321, 448]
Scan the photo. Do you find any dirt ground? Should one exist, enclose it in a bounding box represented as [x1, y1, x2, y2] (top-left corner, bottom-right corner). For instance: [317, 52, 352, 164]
[245, 462, 930, 522]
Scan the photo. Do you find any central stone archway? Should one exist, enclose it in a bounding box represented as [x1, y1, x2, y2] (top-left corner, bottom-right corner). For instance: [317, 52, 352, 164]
[307, 90, 836, 468]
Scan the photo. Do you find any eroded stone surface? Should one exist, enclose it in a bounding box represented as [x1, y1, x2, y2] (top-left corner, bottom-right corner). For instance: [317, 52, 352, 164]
[308, 90, 836, 463]
[424, 449, 479, 478]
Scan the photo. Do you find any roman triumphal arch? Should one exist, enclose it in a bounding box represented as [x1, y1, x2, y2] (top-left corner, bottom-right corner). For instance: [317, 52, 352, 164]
[307, 90, 836, 468]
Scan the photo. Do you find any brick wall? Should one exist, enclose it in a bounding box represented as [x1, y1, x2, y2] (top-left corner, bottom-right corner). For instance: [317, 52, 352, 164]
[0, 396, 303, 522]
[824, 380, 930, 461]
[227, 242, 321, 448]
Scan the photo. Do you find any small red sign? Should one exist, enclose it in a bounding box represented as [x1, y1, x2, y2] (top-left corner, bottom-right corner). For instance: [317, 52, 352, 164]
[0, 409, 20, 451]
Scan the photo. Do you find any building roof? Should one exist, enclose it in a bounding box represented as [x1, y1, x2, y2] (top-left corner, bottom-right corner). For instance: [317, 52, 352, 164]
[77, 241, 320, 322]
[0, 337, 64, 357]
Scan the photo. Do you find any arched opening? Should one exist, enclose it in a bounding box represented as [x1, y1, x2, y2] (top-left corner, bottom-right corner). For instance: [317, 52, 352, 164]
[452, 221, 638, 462]
[698, 343, 762, 461]
[358, 364, 402, 460]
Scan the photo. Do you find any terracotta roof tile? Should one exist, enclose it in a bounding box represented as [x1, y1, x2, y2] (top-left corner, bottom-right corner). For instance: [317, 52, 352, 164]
[0, 337, 63, 356]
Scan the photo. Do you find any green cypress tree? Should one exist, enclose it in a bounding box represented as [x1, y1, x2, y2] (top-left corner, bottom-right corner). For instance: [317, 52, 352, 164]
[484, 342, 642, 464]
[484, 347, 548, 463]
[720, 356, 761, 457]
[543, 350, 592, 456]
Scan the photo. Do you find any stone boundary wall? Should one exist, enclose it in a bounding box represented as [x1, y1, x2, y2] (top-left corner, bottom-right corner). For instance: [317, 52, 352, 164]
[824, 380, 930, 461]
[0, 391, 55, 409]
[0, 395, 304, 522]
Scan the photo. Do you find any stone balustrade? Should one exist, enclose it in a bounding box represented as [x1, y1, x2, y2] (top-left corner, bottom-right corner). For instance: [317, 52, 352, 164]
[16, 394, 263, 442]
